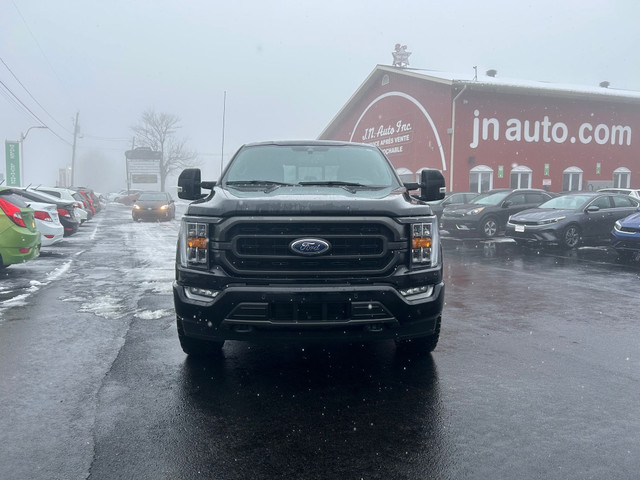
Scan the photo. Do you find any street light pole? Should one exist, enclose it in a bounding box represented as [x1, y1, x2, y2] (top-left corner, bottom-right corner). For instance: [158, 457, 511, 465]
[19, 125, 47, 186]
[70, 112, 79, 187]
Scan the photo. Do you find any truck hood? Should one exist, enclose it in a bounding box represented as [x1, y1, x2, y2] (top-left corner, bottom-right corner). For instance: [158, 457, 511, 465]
[186, 185, 434, 217]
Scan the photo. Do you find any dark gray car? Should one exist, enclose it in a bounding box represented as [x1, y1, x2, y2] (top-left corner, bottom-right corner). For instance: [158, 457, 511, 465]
[440, 189, 554, 238]
[427, 192, 479, 221]
[505, 192, 640, 248]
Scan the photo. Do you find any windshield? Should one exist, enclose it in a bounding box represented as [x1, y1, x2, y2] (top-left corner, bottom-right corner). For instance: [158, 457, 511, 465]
[470, 191, 510, 205]
[224, 144, 397, 187]
[538, 194, 592, 209]
[138, 192, 169, 201]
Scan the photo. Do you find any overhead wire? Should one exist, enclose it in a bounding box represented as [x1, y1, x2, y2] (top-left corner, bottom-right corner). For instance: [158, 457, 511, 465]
[0, 78, 47, 126]
[0, 78, 72, 146]
[0, 81, 39, 121]
[0, 55, 73, 135]
[11, 0, 71, 104]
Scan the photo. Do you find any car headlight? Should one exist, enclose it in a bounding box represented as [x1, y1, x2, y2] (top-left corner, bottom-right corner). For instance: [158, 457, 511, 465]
[614, 220, 622, 232]
[467, 207, 485, 215]
[133, 204, 141, 210]
[411, 222, 438, 267]
[160, 204, 169, 210]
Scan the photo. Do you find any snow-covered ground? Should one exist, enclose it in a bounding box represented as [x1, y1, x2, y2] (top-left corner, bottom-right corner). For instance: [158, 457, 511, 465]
[0, 200, 189, 323]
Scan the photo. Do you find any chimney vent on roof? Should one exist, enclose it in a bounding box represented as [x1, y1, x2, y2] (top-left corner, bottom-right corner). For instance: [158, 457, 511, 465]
[486, 69, 497, 78]
[599, 81, 610, 88]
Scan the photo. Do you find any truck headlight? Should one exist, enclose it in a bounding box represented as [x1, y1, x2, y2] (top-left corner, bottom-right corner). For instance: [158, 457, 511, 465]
[411, 222, 438, 266]
[180, 221, 209, 266]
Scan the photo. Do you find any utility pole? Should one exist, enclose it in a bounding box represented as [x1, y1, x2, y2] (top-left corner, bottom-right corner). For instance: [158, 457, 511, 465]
[126, 137, 135, 192]
[221, 91, 226, 175]
[70, 112, 79, 187]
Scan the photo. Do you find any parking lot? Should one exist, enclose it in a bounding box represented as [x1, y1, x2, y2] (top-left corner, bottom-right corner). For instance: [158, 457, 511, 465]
[0, 204, 638, 479]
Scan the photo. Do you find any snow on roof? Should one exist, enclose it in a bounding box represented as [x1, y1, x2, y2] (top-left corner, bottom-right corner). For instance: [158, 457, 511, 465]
[380, 65, 640, 101]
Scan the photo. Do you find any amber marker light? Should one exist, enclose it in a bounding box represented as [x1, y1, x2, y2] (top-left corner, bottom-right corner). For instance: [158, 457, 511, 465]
[412, 237, 432, 249]
[188, 237, 207, 249]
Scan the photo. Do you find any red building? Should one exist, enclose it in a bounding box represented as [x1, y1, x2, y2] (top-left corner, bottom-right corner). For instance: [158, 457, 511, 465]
[319, 65, 640, 193]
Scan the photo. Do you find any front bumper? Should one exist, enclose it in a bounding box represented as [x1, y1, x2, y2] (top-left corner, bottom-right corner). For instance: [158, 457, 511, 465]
[505, 224, 562, 243]
[133, 209, 172, 220]
[174, 281, 444, 344]
[611, 232, 640, 253]
[440, 218, 480, 235]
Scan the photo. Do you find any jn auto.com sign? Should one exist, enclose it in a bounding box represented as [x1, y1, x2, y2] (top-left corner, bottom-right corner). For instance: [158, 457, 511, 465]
[5, 141, 20, 187]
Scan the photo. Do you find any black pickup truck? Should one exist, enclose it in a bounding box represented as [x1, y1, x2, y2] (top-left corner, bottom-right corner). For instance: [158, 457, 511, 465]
[173, 140, 445, 355]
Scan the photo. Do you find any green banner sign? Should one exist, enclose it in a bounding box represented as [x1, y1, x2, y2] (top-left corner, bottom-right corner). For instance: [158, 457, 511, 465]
[5, 141, 20, 186]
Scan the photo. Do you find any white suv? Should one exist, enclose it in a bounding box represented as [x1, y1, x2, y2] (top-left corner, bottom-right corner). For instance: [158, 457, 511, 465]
[597, 188, 640, 200]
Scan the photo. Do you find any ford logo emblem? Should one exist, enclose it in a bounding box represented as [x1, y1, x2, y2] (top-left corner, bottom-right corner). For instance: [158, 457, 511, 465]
[289, 238, 331, 256]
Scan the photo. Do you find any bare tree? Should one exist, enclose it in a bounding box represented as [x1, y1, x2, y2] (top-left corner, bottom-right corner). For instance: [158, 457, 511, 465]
[131, 109, 198, 192]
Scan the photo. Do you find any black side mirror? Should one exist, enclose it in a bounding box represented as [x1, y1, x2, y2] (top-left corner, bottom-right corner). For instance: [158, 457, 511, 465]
[177, 169, 202, 200]
[418, 169, 445, 202]
[586, 205, 600, 213]
[502, 201, 512, 208]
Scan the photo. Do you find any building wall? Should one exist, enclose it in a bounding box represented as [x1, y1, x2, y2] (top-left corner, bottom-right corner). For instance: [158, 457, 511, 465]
[453, 88, 639, 192]
[320, 70, 453, 180]
[321, 67, 640, 193]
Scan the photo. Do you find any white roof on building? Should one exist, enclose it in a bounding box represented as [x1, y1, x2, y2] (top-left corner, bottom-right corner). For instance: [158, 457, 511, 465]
[385, 65, 640, 101]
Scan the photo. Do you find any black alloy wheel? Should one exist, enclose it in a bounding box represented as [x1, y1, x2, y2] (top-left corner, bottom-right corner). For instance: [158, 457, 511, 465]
[562, 224, 582, 249]
[481, 216, 499, 238]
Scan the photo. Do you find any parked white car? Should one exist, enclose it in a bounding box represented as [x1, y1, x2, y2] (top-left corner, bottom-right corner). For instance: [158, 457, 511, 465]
[24, 201, 64, 246]
[30, 186, 90, 223]
[597, 188, 640, 199]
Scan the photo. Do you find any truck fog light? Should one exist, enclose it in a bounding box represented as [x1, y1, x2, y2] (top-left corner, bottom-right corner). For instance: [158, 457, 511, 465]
[399, 285, 434, 297]
[185, 286, 220, 300]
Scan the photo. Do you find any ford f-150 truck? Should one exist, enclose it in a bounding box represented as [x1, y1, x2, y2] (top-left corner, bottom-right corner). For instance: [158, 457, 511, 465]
[173, 140, 445, 355]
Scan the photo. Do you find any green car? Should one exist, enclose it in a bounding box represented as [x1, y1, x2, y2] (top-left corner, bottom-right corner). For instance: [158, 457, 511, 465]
[0, 189, 41, 268]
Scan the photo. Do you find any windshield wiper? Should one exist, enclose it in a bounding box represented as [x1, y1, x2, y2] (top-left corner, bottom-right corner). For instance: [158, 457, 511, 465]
[226, 180, 296, 193]
[297, 181, 385, 193]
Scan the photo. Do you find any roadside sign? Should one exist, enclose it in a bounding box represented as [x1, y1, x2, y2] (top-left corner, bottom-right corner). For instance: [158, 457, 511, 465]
[5, 141, 20, 186]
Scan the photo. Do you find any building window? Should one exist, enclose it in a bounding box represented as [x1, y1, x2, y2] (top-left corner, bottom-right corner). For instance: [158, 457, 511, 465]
[613, 167, 631, 188]
[562, 167, 583, 192]
[510, 166, 532, 189]
[381, 74, 390, 86]
[469, 165, 493, 193]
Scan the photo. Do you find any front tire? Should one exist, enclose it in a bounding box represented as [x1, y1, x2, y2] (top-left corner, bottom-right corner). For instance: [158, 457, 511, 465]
[395, 316, 441, 356]
[177, 318, 224, 356]
[616, 250, 637, 262]
[562, 224, 581, 249]
[481, 216, 499, 238]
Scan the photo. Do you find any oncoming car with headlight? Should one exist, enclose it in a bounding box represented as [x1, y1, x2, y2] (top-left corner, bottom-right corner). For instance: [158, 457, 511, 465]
[132, 191, 175, 222]
[173, 140, 446, 356]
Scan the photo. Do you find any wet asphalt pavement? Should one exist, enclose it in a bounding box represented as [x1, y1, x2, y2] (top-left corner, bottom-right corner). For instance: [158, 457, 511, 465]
[0, 204, 638, 480]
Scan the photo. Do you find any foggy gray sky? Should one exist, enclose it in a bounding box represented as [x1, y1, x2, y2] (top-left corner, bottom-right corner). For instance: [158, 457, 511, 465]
[2, 0, 639, 192]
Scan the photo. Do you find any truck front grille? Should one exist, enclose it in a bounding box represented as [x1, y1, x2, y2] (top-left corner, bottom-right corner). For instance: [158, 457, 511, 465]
[217, 218, 404, 276]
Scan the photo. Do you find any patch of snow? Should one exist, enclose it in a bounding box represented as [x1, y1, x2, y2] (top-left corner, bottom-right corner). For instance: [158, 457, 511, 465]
[135, 309, 171, 320]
